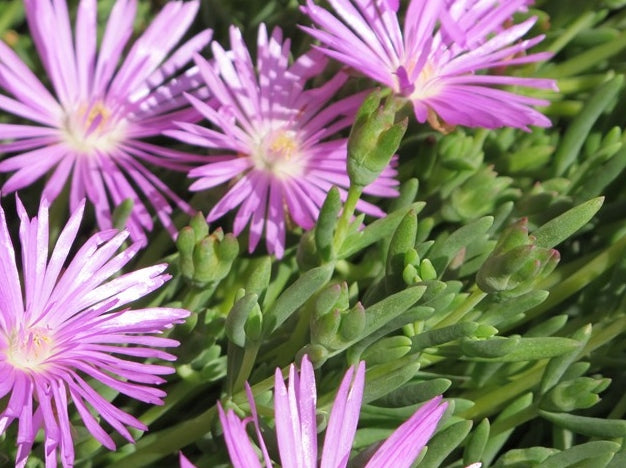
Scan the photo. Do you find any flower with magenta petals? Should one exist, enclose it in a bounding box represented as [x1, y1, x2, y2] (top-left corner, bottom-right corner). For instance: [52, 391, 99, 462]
[301, 0, 557, 132]
[0, 0, 211, 241]
[0, 198, 189, 467]
[168, 24, 398, 258]
[217, 355, 448, 468]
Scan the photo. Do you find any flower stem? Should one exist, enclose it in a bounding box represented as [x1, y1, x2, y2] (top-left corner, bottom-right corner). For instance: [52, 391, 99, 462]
[333, 185, 363, 252]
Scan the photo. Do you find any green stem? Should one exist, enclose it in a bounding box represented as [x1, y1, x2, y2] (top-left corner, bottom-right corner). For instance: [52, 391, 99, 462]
[333, 185, 363, 252]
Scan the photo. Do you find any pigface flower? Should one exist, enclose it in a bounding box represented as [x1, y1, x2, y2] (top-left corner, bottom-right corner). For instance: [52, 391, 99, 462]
[0, 0, 212, 241]
[217, 355, 448, 468]
[0, 198, 189, 466]
[168, 24, 398, 258]
[301, 0, 557, 131]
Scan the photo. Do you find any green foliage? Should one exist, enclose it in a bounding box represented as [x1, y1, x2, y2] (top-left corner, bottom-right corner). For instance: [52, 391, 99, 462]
[5, 1, 626, 467]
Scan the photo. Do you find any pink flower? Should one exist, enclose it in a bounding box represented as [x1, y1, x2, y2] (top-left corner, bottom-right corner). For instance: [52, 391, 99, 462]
[301, 0, 557, 131]
[0, 198, 189, 467]
[217, 355, 448, 467]
[168, 24, 398, 258]
[0, 0, 212, 242]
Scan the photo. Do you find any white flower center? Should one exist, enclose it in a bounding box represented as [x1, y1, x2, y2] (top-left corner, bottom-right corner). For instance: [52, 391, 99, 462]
[252, 129, 304, 178]
[61, 100, 127, 154]
[7, 326, 55, 372]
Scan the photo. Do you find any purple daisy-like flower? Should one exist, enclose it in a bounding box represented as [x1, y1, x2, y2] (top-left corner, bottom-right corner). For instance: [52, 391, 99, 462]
[168, 24, 398, 258]
[301, 0, 558, 131]
[0, 0, 212, 241]
[217, 355, 448, 467]
[0, 198, 189, 467]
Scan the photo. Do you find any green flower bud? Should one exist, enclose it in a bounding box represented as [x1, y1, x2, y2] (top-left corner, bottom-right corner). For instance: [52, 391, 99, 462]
[477, 218, 560, 297]
[347, 90, 407, 188]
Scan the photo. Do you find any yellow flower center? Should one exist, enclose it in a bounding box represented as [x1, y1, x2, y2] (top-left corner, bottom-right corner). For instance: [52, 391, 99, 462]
[7, 326, 55, 372]
[253, 129, 303, 178]
[61, 100, 127, 154]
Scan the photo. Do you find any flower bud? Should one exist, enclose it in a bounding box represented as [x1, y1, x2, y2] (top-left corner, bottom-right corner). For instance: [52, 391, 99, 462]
[347, 90, 407, 188]
[477, 218, 560, 297]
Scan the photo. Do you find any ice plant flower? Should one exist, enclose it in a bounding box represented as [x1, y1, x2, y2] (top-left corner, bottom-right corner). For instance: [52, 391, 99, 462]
[217, 355, 447, 467]
[0, 198, 189, 467]
[168, 24, 398, 258]
[301, 0, 558, 131]
[0, 0, 212, 241]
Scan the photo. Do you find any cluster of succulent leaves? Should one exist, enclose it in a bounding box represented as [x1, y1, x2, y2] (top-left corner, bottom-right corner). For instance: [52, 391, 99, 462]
[2, 0, 626, 467]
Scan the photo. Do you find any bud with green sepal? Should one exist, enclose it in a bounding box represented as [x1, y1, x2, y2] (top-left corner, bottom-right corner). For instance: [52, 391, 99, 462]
[477, 218, 560, 298]
[347, 89, 407, 189]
